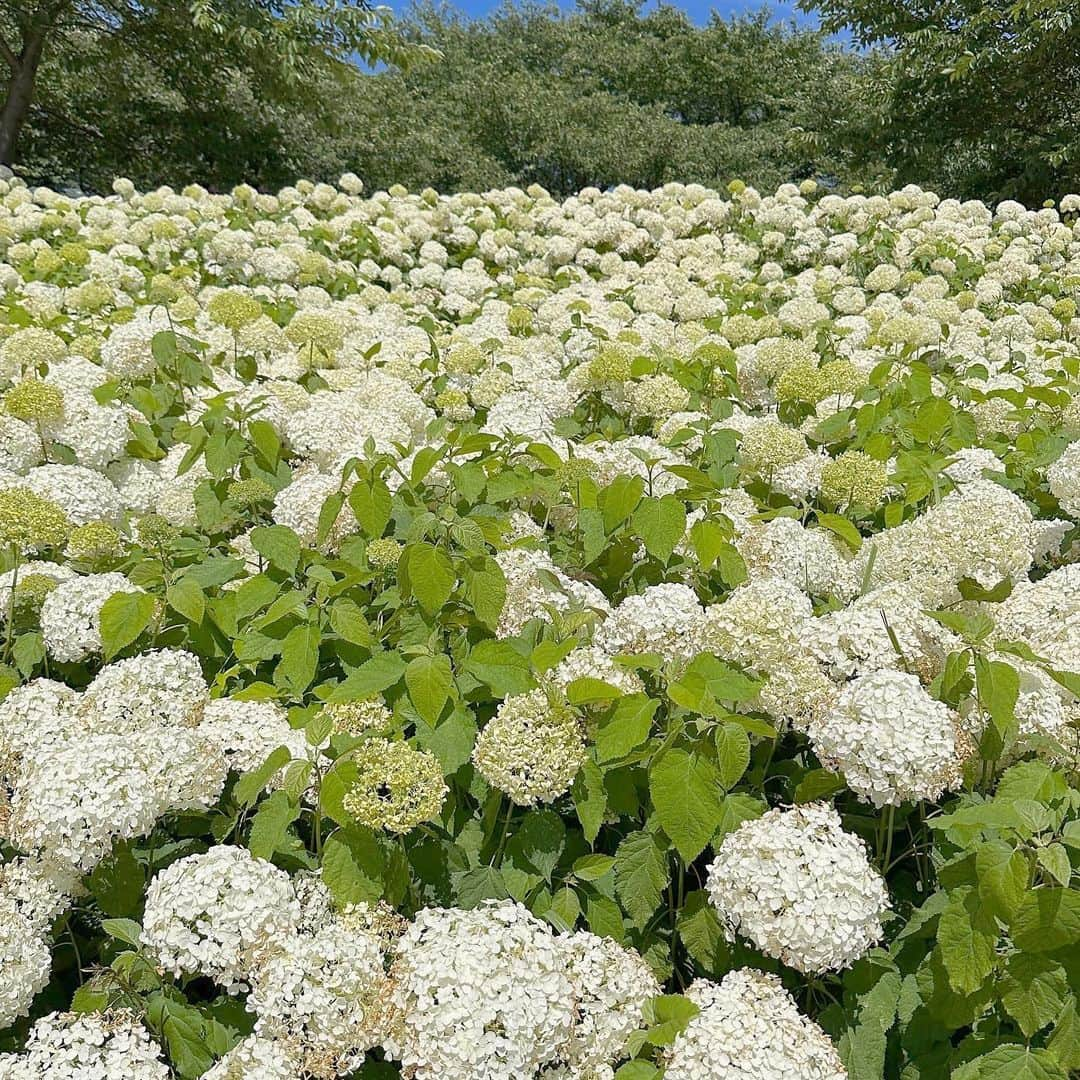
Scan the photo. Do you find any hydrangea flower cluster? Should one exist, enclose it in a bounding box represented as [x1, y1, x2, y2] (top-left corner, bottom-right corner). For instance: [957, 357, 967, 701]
[706, 803, 890, 973]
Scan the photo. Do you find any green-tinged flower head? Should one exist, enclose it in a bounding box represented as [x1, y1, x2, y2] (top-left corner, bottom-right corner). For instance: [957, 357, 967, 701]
[68, 280, 112, 313]
[728, 179, 747, 195]
[1062, 397, 1080, 438]
[444, 342, 486, 375]
[66, 521, 122, 561]
[32, 248, 62, 277]
[4, 379, 64, 422]
[147, 274, 183, 305]
[507, 305, 533, 335]
[12, 573, 59, 614]
[587, 344, 633, 386]
[754, 337, 816, 384]
[820, 359, 863, 397]
[472, 689, 585, 805]
[740, 421, 808, 473]
[721, 313, 767, 347]
[323, 696, 393, 736]
[284, 311, 344, 357]
[208, 289, 263, 333]
[136, 513, 179, 548]
[227, 477, 275, 508]
[627, 373, 691, 419]
[0, 488, 71, 552]
[367, 537, 403, 570]
[0, 328, 66, 373]
[58, 242, 90, 267]
[68, 333, 101, 360]
[434, 388, 473, 422]
[342, 738, 447, 833]
[774, 359, 828, 404]
[821, 450, 888, 508]
[1053, 298, 1076, 322]
[470, 368, 514, 409]
[555, 457, 598, 490]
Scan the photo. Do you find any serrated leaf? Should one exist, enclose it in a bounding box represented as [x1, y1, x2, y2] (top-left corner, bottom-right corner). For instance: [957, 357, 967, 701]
[632, 494, 687, 563]
[247, 789, 299, 861]
[166, 576, 205, 624]
[1012, 888, 1080, 953]
[405, 653, 454, 724]
[348, 478, 392, 538]
[403, 542, 456, 615]
[1001, 953, 1068, 1037]
[595, 694, 658, 762]
[715, 723, 750, 790]
[614, 830, 669, 928]
[650, 749, 723, 862]
[330, 650, 407, 702]
[250, 524, 301, 574]
[321, 827, 385, 905]
[99, 590, 156, 659]
[951, 1045, 1067, 1080]
[463, 639, 535, 697]
[938, 886, 999, 995]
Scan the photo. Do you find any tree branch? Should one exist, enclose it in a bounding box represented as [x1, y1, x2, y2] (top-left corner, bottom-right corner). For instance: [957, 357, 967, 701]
[0, 32, 18, 73]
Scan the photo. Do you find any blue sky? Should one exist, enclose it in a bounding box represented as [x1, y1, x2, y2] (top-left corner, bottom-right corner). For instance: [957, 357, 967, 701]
[381, 0, 819, 27]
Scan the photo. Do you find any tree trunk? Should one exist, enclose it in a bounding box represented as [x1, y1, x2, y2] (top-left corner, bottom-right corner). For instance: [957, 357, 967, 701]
[0, 30, 47, 167]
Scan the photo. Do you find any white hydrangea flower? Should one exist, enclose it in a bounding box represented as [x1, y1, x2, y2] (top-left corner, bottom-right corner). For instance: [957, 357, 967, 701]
[200, 1034, 304, 1080]
[0, 897, 51, 1029]
[706, 802, 889, 973]
[246, 916, 390, 1072]
[665, 970, 846, 1080]
[0, 1010, 170, 1079]
[141, 846, 302, 990]
[594, 582, 704, 664]
[809, 669, 966, 806]
[385, 900, 574, 1080]
[76, 649, 207, 732]
[1047, 440, 1080, 517]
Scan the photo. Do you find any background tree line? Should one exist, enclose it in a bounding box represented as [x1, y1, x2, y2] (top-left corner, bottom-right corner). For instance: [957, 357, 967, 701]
[3, 0, 1079, 204]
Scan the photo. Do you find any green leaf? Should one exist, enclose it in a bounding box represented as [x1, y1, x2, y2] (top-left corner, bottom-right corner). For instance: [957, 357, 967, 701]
[89, 845, 145, 918]
[632, 494, 687, 563]
[101, 918, 143, 948]
[166, 576, 205, 624]
[565, 676, 622, 705]
[595, 694, 658, 762]
[248, 789, 300, 861]
[250, 524, 302, 574]
[600, 474, 644, 532]
[975, 840, 1028, 922]
[463, 640, 536, 697]
[405, 654, 454, 724]
[505, 808, 565, 880]
[1013, 888, 1080, 953]
[234, 745, 293, 806]
[403, 542, 456, 615]
[951, 1045, 1068, 1080]
[463, 556, 507, 630]
[817, 511, 863, 551]
[321, 826, 385, 905]
[348, 478, 393, 538]
[649, 749, 724, 862]
[688, 518, 727, 570]
[98, 591, 156, 659]
[1038, 843, 1072, 887]
[413, 708, 476, 775]
[714, 723, 750, 790]
[676, 889, 730, 974]
[329, 598, 374, 646]
[275, 622, 320, 695]
[573, 854, 615, 881]
[572, 754, 607, 845]
[938, 886, 999, 995]
[330, 650, 407, 702]
[614, 830, 669, 928]
[1001, 954, 1069, 1037]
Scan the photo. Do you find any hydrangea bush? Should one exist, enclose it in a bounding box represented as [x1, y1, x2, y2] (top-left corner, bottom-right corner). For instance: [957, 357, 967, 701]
[0, 172, 1079, 1078]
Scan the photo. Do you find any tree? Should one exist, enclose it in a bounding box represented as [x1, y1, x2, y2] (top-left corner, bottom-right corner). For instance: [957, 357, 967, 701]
[0, 0, 430, 168]
[802, 0, 1080, 202]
